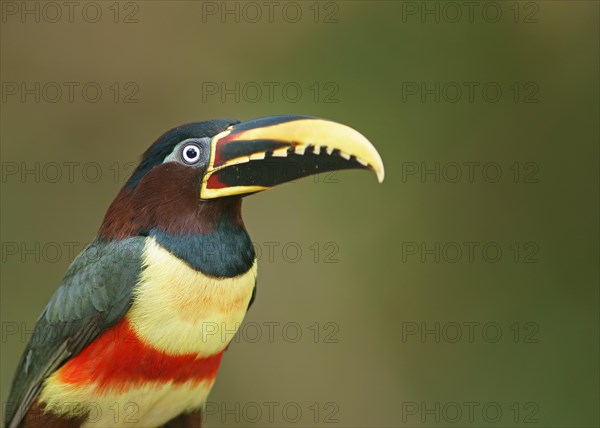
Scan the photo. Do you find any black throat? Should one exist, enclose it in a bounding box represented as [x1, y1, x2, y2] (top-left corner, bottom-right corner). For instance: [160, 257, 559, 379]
[149, 205, 255, 278]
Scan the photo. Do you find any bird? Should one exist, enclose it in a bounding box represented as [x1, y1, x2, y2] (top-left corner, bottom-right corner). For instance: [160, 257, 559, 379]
[5, 115, 384, 428]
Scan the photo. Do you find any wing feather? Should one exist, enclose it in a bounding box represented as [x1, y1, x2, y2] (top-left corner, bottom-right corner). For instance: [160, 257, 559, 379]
[5, 237, 145, 428]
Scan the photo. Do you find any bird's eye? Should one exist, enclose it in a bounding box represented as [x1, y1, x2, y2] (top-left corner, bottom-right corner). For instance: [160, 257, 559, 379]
[181, 144, 201, 164]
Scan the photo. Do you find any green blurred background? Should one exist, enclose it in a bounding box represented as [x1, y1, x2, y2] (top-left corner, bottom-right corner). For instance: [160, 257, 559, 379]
[1, 1, 598, 426]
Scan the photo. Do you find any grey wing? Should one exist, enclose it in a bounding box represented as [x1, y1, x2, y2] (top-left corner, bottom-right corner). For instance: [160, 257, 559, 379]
[5, 237, 146, 428]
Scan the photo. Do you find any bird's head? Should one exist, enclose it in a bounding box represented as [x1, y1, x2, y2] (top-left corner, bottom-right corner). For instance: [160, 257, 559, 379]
[99, 115, 384, 239]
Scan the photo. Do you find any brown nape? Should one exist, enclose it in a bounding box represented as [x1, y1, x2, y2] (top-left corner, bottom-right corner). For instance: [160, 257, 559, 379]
[23, 402, 87, 428]
[98, 163, 243, 240]
[162, 409, 203, 428]
[96, 186, 137, 240]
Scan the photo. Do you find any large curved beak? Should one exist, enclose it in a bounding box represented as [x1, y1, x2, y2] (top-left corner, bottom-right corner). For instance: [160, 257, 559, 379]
[200, 115, 384, 200]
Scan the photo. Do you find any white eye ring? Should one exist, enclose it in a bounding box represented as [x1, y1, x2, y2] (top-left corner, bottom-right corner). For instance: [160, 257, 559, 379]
[181, 143, 201, 164]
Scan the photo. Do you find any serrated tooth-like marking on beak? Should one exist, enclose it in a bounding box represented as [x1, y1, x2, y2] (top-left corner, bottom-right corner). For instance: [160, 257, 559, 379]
[313, 145, 321, 155]
[294, 145, 307, 155]
[272, 148, 288, 157]
[326, 146, 335, 155]
[356, 158, 368, 166]
[339, 151, 351, 160]
[250, 152, 266, 161]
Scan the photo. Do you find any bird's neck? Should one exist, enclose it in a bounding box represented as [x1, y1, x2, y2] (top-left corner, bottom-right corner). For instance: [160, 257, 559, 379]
[98, 188, 255, 277]
[150, 207, 255, 277]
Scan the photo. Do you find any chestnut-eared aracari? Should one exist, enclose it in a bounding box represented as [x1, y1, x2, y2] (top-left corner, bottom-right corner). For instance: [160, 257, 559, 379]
[5, 115, 384, 428]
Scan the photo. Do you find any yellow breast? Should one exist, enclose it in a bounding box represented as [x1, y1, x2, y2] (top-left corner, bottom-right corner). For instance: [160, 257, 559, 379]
[128, 237, 258, 356]
[38, 237, 257, 426]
